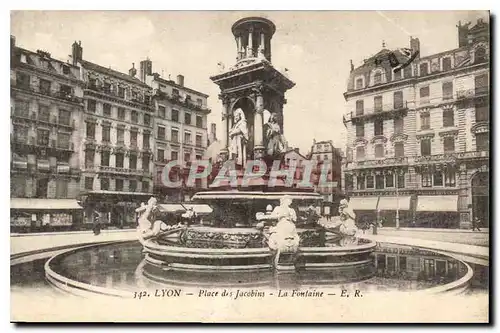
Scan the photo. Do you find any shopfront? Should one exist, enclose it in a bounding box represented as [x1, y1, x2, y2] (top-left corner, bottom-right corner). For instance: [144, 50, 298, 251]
[10, 198, 83, 232]
[414, 195, 460, 228]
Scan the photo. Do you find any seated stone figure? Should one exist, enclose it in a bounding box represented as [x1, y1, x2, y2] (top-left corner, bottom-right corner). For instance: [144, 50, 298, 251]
[319, 199, 358, 246]
[136, 197, 167, 245]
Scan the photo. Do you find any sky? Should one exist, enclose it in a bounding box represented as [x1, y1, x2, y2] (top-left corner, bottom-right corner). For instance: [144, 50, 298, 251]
[10, 10, 488, 155]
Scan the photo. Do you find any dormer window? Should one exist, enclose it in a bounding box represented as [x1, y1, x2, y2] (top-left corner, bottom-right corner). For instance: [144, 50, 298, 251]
[442, 57, 452, 71]
[355, 78, 364, 90]
[62, 65, 70, 75]
[393, 69, 402, 80]
[420, 63, 429, 76]
[475, 47, 487, 63]
[374, 72, 382, 85]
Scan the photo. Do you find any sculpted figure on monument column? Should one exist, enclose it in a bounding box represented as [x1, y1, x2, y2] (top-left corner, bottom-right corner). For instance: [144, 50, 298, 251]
[228, 108, 249, 166]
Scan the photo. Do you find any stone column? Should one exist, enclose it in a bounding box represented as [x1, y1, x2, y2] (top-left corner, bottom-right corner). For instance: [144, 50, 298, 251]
[258, 32, 265, 58]
[247, 28, 254, 58]
[236, 36, 242, 61]
[219, 95, 230, 160]
[458, 163, 471, 229]
[253, 86, 265, 159]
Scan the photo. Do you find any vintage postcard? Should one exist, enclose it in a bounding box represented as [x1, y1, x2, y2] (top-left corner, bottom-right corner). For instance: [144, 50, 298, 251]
[10, 10, 490, 323]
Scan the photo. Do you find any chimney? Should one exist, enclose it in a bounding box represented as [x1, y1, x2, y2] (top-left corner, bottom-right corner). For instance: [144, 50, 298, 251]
[140, 59, 153, 83]
[457, 21, 471, 48]
[410, 37, 420, 59]
[71, 40, 83, 65]
[176, 74, 184, 87]
[129, 63, 137, 77]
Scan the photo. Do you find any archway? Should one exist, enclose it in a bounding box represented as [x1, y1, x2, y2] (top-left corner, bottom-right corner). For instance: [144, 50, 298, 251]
[471, 172, 489, 228]
[231, 97, 255, 160]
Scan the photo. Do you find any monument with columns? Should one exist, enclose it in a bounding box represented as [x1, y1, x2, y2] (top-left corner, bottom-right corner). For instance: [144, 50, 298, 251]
[210, 17, 295, 164]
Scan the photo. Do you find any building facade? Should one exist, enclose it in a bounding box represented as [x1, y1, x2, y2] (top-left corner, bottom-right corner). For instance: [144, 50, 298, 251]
[71, 42, 155, 228]
[10, 36, 85, 231]
[342, 19, 489, 229]
[309, 140, 343, 214]
[145, 66, 211, 202]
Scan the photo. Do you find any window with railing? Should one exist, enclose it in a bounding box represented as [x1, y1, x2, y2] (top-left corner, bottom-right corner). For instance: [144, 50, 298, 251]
[103, 103, 111, 117]
[130, 130, 138, 147]
[39, 105, 50, 122]
[129, 180, 137, 192]
[394, 117, 404, 134]
[356, 176, 365, 190]
[355, 100, 364, 116]
[100, 178, 110, 191]
[385, 174, 394, 188]
[420, 139, 431, 156]
[184, 132, 191, 144]
[375, 144, 384, 158]
[356, 146, 365, 160]
[445, 169, 456, 187]
[394, 142, 404, 157]
[475, 74, 489, 95]
[115, 153, 124, 168]
[58, 109, 71, 126]
[374, 96, 383, 112]
[157, 149, 165, 162]
[375, 174, 384, 189]
[117, 108, 125, 120]
[443, 109, 454, 127]
[196, 134, 202, 147]
[101, 151, 110, 166]
[420, 86, 430, 104]
[142, 155, 150, 171]
[117, 128, 124, 144]
[129, 154, 137, 169]
[144, 114, 151, 126]
[85, 150, 94, 168]
[393, 91, 404, 109]
[442, 81, 453, 100]
[37, 129, 50, 146]
[475, 103, 489, 122]
[476, 133, 489, 151]
[12, 125, 28, 143]
[420, 112, 430, 130]
[171, 151, 179, 161]
[172, 109, 179, 122]
[86, 122, 95, 139]
[102, 126, 110, 143]
[397, 172, 405, 188]
[115, 179, 124, 191]
[443, 136, 455, 153]
[57, 132, 70, 149]
[366, 175, 374, 189]
[103, 82, 111, 94]
[59, 84, 72, 98]
[171, 129, 179, 143]
[185, 112, 191, 125]
[16, 72, 31, 90]
[14, 100, 30, 117]
[143, 133, 150, 149]
[142, 181, 149, 193]
[131, 111, 138, 123]
[157, 126, 166, 140]
[85, 177, 94, 190]
[421, 173, 432, 187]
[158, 106, 166, 119]
[374, 72, 382, 85]
[39, 79, 51, 95]
[196, 115, 203, 128]
[196, 98, 203, 107]
[433, 170, 444, 186]
[87, 100, 96, 113]
[374, 119, 384, 136]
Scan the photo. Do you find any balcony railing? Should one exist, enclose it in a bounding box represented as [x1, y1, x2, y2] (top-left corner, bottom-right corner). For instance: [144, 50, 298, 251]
[13, 82, 82, 104]
[154, 89, 211, 113]
[353, 102, 408, 119]
[97, 165, 151, 176]
[350, 157, 408, 168]
[456, 87, 489, 99]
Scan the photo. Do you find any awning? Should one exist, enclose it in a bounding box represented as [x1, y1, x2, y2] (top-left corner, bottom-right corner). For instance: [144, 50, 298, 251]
[10, 199, 83, 210]
[416, 195, 458, 212]
[378, 196, 412, 210]
[158, 203, 213, 215]
[349, 197, 379, 210]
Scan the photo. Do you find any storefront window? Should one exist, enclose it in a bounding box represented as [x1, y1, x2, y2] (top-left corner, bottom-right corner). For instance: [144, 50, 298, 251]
[356, 176, 365, 190]
[385, 174, 394, 187]
[375, 174, 384, 189]
[366, 175, 374, 189]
